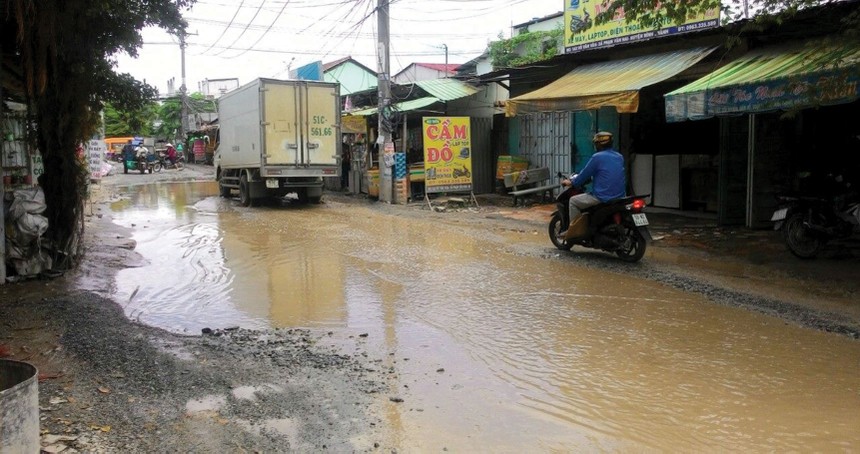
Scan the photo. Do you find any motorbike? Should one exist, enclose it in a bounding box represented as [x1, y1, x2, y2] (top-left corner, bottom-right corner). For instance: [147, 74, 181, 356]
[548, 172, 652, 262]
[156, 151, 184, 171]
[124, 148, 159, 174]
[770, 177, 860, 258]
[452, 165, 471, 179]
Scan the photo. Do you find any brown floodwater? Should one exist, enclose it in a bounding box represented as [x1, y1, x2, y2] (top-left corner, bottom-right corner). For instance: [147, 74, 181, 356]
[104, 181, 860, 452]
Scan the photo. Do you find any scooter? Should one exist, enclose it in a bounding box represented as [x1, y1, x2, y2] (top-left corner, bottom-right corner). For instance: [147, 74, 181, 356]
[452, 165, 471, 179]
[548, 172, 652, 262]
[771, 174, 860, 258]
[124, 148, 158, 174]
[156, 151, 184, 171]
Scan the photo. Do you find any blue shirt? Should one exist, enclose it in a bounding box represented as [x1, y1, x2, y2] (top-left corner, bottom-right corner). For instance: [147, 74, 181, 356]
[572, 149, 626, 202]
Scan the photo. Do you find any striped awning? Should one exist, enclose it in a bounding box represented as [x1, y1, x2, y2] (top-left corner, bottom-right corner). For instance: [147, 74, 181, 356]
[505, 47, 715, 117]
[665, 41, 860, 122]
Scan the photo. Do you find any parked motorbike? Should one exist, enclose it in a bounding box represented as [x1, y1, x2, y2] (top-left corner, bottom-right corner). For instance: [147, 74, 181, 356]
[548, 172, 651, 262]
[770, 176, 860, 258]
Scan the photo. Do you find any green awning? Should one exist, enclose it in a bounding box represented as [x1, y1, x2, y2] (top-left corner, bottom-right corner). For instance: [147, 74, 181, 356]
[505, 47, 715, 117]
[347, 97, 441, 117]
[414, 79, 479, 101]
[665, 41, 860, 122]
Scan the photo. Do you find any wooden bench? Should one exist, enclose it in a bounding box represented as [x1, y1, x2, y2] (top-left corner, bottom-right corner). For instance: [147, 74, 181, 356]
[503, 167, 557, 206]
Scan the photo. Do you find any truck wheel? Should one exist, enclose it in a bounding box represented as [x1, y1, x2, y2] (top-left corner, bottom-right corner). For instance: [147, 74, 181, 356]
[239, 174, 253, 207]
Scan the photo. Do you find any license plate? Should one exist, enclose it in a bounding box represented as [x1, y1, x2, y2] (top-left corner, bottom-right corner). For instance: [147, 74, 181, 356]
[770, 208, 787, 221]
[265, 179, 279, 189]
[632, 213, 649, 226]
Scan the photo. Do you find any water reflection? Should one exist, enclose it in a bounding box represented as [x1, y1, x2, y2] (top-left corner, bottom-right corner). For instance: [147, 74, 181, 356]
[105, 181, 860, 451]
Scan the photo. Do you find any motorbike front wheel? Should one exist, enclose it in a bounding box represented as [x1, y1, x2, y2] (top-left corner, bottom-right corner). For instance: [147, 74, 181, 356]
[615, 224, 647, 262]
[548, 213, 574, 251]
[153, 162, 163, 173]
[783, 213, 823, 259]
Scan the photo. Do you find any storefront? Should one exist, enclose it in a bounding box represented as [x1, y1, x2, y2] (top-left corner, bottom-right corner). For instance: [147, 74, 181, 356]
[665, 40, 860, 226]
[505, 47, 718, 202]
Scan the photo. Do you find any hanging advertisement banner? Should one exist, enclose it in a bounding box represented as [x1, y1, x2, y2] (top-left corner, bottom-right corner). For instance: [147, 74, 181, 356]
[564, 1, 719, 54]
[422, 117, 472, 194]
[341, 115, 367, 134]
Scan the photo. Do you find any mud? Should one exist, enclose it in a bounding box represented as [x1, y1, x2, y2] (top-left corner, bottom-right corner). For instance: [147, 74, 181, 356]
[0, 161, 858, 452]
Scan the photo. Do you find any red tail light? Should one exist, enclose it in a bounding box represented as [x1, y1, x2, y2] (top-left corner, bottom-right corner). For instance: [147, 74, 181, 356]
[631, 199, 646, 211]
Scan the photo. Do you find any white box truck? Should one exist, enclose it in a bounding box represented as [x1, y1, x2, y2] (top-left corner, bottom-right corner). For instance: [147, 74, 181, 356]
[215, 78, 341, 206]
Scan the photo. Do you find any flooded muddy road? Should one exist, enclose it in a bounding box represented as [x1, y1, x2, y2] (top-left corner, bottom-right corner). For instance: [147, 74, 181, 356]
[93, 180, 860, 452]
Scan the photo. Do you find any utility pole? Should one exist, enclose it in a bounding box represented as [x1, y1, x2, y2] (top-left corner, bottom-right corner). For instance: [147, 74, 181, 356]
[442, 44, 448, 77]
[377, 0, 393, 203]
[179, 32, 189, 143]
[0, 43, 6, 283]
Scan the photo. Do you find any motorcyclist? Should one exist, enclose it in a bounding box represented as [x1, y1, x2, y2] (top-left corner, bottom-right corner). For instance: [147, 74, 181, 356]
[121, 139, 136, 174]
[135, 144, 148, 160]
[558, 131, 626, 238]
[165, 143, 177, 166]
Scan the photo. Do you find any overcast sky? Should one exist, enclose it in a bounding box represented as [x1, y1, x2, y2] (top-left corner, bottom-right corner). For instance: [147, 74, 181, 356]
[114, 0, 564, 96]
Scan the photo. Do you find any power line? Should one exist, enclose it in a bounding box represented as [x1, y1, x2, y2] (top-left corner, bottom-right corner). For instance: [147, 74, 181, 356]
[199, 0, 246, 55]
[226, 0, 292, 59]
[209, 0, 268, 57]
[185, 41, 484, 57]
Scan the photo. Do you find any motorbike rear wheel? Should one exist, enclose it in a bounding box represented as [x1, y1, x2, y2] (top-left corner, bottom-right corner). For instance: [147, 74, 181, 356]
[615, 224, 647, 262]
[783, 213, 823, 259]
[548, 213, 574, 251]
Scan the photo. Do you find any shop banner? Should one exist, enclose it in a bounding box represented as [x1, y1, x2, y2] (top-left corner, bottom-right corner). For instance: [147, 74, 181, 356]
[564, 1, 719, 54]
[341, 115, 367, 134]
[666, 72, 860, 122]
[422, 117, 472, 194]
[87, 140, 107, 181]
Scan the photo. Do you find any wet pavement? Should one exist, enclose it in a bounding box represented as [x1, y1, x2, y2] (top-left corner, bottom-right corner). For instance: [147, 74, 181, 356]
[86, 180, 860, 452]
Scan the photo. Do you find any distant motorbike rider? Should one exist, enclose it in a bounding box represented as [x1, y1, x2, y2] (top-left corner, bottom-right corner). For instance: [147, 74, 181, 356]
[166, 143, 177, 165]
[558, 131, 626, 238]
[122, 140, 136, 161]
[135, 144, 149, 160]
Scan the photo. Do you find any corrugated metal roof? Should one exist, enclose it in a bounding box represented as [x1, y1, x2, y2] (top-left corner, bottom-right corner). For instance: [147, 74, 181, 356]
[415, 79, 480, 101]
[414, 63, 460, 73]
[665, 41, 860, 121]
[506, 47, 715, 116]
[347, 96, 441, 117]
[668, 44, 860, 94]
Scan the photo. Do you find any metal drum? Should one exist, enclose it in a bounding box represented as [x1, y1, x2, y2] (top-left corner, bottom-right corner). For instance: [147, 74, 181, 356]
[0, 359, 39, 453]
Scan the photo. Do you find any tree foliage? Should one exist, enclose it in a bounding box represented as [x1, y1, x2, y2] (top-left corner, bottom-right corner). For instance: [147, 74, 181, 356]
[154, 93, 216, 139]
[1, 0, 190, 269]
[489, 28, 564, 70]
[103, 102, 157, 137]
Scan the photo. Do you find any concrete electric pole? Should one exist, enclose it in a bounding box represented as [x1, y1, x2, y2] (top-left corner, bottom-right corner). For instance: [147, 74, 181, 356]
[179, 32, 189, 143]
[377, 0, 393, 203]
